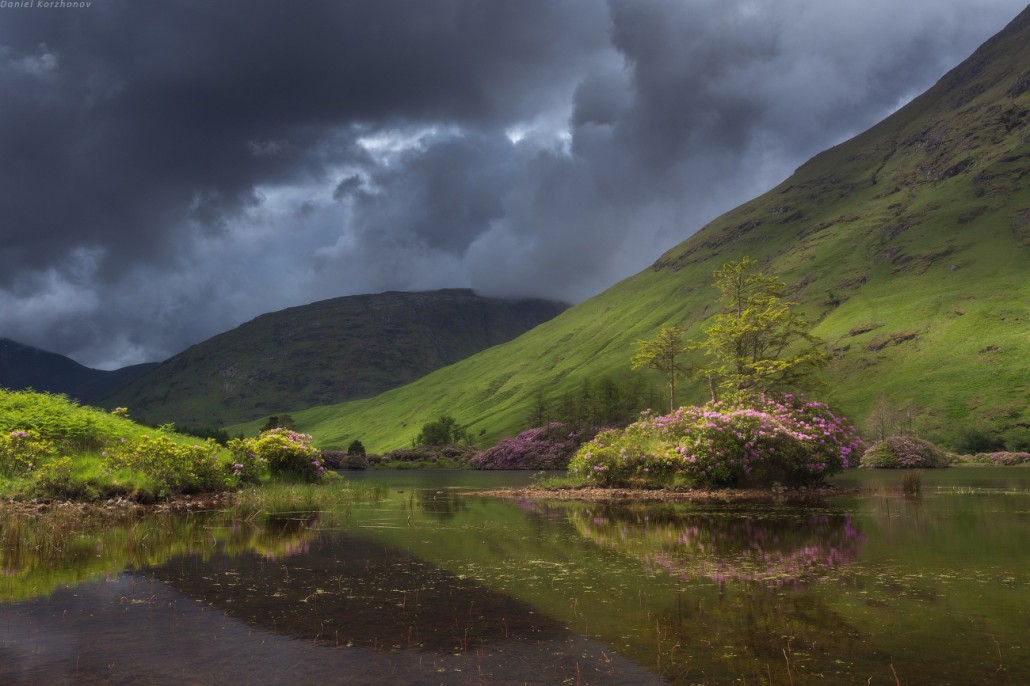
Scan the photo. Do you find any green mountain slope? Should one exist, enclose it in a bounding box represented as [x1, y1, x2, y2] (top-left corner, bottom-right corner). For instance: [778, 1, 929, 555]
[232, 6, 1030, 452]
[103, 289, 567, 428]
[0, 337, 158, 403]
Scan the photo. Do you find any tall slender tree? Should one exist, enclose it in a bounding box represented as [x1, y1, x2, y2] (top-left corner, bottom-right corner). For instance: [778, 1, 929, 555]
[631, 325, 689, 411]
[692, 257, 828, 399]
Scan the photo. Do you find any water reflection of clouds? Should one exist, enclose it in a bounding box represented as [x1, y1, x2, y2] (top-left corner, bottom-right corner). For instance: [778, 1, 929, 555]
[566, 505, 866, 588]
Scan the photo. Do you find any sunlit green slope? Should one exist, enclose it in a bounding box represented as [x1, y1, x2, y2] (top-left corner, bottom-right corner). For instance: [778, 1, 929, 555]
[232, 6, 1030, 451]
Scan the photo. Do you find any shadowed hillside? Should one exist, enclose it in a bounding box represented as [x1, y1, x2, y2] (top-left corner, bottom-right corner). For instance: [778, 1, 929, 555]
[102, 289, 567, 428]
[0, 338, 157, 403]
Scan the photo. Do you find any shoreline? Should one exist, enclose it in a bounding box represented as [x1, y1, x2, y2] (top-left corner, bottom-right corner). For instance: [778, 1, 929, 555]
[466, 483, 857, 502]
[0, 491, 238, 517]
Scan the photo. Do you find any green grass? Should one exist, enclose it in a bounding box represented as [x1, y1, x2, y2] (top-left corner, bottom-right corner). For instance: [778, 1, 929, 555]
[0, 390, 219, 501]
[228, 18, 1030, 454]
[0, 389, 166, 451]
[0, 389, 396, 503]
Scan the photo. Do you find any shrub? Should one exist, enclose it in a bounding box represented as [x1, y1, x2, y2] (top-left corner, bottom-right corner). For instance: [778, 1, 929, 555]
[860, 436, 951, 469]
[225, 441, 268, 485]
[380, 445, 477, 467]
[228, 428, 324, 482]
[31, 457, 101, 501]
[320, 450, 369, 470]
[953, 426, 1005, 454]
[0, 429, 56, 477]
[472, 423, 596, 470]
[568, 393, 863, 487]
[414, 416, 469, 446]
[967, 451, 1030, 466]
[105, 435, 227, 492]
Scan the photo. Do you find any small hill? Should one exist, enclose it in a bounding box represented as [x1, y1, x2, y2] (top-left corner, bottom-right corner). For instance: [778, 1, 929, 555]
[102, 289, 568, 428]
[241, 5, 1030, 453]
[0, 338, 158, 403]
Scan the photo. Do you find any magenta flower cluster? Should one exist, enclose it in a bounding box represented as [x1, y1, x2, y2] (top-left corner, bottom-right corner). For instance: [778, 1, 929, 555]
[970, 451, 1030, 466]
[569, 393, 863, 486]
[472, 423, 597, 470]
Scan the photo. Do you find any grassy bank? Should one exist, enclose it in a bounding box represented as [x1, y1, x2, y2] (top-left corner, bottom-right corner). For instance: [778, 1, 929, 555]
[0, 389, 371, 503]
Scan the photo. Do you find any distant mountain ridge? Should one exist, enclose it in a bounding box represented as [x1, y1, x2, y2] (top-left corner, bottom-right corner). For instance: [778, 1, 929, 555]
[248, 5, 1030, 452]
[0, 338, 158, 403]
[101, 289, 568, 428]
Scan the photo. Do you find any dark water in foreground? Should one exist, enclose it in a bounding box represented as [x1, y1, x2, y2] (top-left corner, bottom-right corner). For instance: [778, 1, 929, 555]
[1, 468, 1028, 684]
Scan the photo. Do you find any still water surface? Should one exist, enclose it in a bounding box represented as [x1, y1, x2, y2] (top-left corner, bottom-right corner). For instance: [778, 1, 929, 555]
[1, 468, 1028, 684]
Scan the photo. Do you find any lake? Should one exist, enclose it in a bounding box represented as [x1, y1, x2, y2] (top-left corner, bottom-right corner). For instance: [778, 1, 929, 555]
[2, 467, 1028, 684]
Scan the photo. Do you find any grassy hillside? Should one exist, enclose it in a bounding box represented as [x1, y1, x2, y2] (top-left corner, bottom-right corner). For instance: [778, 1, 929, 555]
[0, 338, 157, 403]
[0, 389, 228, 501]
[102, 289, 567, 428]
[230, 7, 1030, 453]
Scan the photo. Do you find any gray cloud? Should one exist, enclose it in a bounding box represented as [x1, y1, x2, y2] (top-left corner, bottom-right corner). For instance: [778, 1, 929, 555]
[0, 0, 1024, 368]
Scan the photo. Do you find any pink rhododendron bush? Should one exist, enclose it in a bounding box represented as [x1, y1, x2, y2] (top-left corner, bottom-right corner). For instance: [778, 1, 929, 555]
[568, 393, 863, 487]
[472, 423, 597, 470]
[859, 436, 951, 469]
[967, 451, 1030, 466]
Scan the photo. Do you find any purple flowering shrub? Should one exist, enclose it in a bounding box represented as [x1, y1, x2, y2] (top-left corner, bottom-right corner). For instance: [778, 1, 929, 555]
[228, 428, 324, 482]
[568, 393, 863, 487]
[860, 436, 951, 469]
[968, 451, 1030, 466]
[105, 435, 227, 492]
[472, 423, 596, 470]
[0, 429, 56, 477]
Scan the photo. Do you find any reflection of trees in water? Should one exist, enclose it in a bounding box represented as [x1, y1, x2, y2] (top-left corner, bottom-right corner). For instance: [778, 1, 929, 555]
[568, 504, 865, 588]
[0, 507, 327, 601]
[565, 503, 876, 683]
[246, 512, 321, 560]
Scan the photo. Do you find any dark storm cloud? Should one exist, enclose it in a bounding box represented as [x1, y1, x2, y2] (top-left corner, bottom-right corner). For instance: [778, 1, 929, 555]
[0, 0, 1024, 367]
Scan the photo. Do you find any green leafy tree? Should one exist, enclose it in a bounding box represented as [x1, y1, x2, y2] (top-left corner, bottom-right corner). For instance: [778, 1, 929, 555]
[414, 416, 469, 446]
[692, 257, 828, 399]
[261, 414, 296, 432]
[346, 439, 366, 456]
[631, 325, 690, 412]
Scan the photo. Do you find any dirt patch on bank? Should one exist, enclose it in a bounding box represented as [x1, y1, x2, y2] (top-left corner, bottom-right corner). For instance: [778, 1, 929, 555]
[0, 492, 237, 517]
[467, 484, 856, 503]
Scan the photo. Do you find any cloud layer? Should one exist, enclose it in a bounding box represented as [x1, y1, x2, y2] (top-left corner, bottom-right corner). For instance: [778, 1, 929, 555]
[0, 0, 1024, 368]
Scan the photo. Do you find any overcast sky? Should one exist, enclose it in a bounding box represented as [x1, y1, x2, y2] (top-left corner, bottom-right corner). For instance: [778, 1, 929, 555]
[1, 0, 1025, 369]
